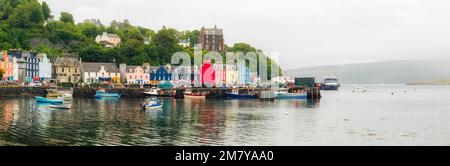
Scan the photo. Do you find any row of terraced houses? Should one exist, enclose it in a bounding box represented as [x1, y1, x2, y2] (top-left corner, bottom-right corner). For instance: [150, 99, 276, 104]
[0, 26, 256, 87]
[0, 50, 253, 87]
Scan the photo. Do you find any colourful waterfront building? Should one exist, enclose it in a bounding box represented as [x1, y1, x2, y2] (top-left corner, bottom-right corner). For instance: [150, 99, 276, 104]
[37, 53, 52, 81]
[23, 52, 40, 83]
[237, 62, 250, 87]
[121, 63, 151, 85]
[53, 54, 81, 83]
[225, 64, 238, 87]
[81, 62, 121, 84]
[150, 65, 172, 85]
[201, 60, 215, 86]
[0, 51, 14, 80]
[214, 63, 226, 87]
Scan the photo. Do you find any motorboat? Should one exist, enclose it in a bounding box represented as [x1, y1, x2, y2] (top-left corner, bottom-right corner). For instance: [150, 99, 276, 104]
[274, 88, 288, 97]
[144, 88, 172, 97]
[141, 98, 163, 110]
[95, 89, 121, 99]
[276, 89, 307, 99]
[35, 96, 64, 104]
[184, 93, 206, 99]
[225, 89, 257, 99]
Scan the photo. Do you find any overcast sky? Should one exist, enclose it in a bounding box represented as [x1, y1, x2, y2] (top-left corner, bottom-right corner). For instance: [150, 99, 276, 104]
[44, 0, 450, 70]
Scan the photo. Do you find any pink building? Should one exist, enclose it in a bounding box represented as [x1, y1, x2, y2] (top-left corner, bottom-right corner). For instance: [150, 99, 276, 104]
[0, 51, 14, 80]
[125, 65, 151, 85]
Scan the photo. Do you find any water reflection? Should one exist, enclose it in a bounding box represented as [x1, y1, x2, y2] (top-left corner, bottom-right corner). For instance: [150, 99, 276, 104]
[0, 96, 322, 145]
[4, 86, 449, 146]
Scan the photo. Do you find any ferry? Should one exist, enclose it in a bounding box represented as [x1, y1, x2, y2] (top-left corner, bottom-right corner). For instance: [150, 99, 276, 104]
[321, 76, 340, 90]
[95, 89, 121, 99]
[226, 89, 257, 99]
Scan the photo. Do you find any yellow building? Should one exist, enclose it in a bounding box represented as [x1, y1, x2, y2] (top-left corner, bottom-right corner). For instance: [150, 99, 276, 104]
[54, 55, 81, 83]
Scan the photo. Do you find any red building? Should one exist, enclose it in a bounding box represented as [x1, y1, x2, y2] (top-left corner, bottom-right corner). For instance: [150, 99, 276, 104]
[201, 60, 215, 86]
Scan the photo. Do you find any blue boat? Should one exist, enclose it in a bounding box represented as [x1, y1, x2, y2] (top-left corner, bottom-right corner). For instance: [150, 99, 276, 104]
[95, 89, 121, 99]
[226, 89, 258, 99]
[276, 92, 307, 99]
[35, 96, 64, 104]
[141, 98, 163, 110]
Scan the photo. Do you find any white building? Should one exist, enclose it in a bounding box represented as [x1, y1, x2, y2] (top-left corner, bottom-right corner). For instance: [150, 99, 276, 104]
[95, 32, 121, 48]
[178, 39, 190, 48]
[81, 62, 121, 84]
[37, 53, 52, 80]
[214, 64, 225, 87]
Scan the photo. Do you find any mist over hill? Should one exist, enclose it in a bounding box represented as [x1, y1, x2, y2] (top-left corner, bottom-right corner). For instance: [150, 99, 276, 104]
[284, 59, 450, 84]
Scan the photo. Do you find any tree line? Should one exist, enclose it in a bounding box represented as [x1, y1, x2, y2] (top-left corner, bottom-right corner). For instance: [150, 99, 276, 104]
[0, 0, 281, 76]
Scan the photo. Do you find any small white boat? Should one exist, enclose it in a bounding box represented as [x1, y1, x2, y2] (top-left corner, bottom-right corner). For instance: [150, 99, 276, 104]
[141, 98, 163, 110]
[184, 93, 206, 99]
[353, 87, 368, 93]
[49, 104, 72, 109]
[274, 88, 288, 96]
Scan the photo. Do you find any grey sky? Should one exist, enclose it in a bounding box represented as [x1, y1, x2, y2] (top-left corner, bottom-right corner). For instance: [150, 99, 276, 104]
[44, 0, 450, 70]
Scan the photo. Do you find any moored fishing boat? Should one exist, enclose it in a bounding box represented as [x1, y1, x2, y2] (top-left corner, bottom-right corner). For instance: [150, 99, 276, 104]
[226, 89, 257, 99]
[184, 93, 206, 99]
[35, 96, 64, 104]
[95, 89, 121, 99]
[276, 89, 307, 99]
[143, 87, 173, 97]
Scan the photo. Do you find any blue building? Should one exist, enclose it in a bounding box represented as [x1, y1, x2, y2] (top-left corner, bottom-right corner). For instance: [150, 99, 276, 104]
[237, 63, 250, 86]
[23, 52, 39, 83]
[7, 50, 40, 83]
[150, 65, 172, 85]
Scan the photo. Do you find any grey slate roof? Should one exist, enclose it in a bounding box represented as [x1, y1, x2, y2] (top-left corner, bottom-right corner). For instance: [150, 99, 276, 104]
[202, 26, 224, 35]
[54, 56, 80, 66]
[81, 62, 119, 73]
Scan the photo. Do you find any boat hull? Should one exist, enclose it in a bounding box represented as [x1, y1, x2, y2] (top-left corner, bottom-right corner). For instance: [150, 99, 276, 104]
[35, 96, 64, 104]
[276, 93, 307, 99]
[49, 104, 71, 109]
[144, 92, 173, 97]
[143, 105, 163, 110]
[184, 94, 206, 99]
[95, 92, 121, 99]
[225, 93, 257, 99]
[321, 85, 339, 90]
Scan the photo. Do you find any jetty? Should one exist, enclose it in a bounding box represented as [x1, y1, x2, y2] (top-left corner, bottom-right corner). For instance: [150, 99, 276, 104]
[0, 86, 321, 100]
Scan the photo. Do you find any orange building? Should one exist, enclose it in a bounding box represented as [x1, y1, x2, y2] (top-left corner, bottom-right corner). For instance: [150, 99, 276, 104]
[0, 51, 14, 80]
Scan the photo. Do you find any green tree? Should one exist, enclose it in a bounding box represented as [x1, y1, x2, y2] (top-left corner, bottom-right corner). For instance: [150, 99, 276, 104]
[60, 12, 74, 24]
[78, 44, 109, 62]
[152, 27, 183, 64]
[8, 0, 44, 28]
[41, 1, 51, 20]
[35, 44, 61, 58]
[78, 21, 103, 39]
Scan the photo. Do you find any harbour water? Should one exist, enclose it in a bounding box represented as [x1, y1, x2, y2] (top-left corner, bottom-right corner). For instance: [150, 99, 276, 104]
[1, 84, 450, 146]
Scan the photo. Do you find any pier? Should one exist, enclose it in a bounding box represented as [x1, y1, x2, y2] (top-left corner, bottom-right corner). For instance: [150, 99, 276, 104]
[0, 86, 321, 100]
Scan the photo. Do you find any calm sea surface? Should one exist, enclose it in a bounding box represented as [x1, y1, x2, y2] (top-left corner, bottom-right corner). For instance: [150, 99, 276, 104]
[1, 85, 450, 146]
